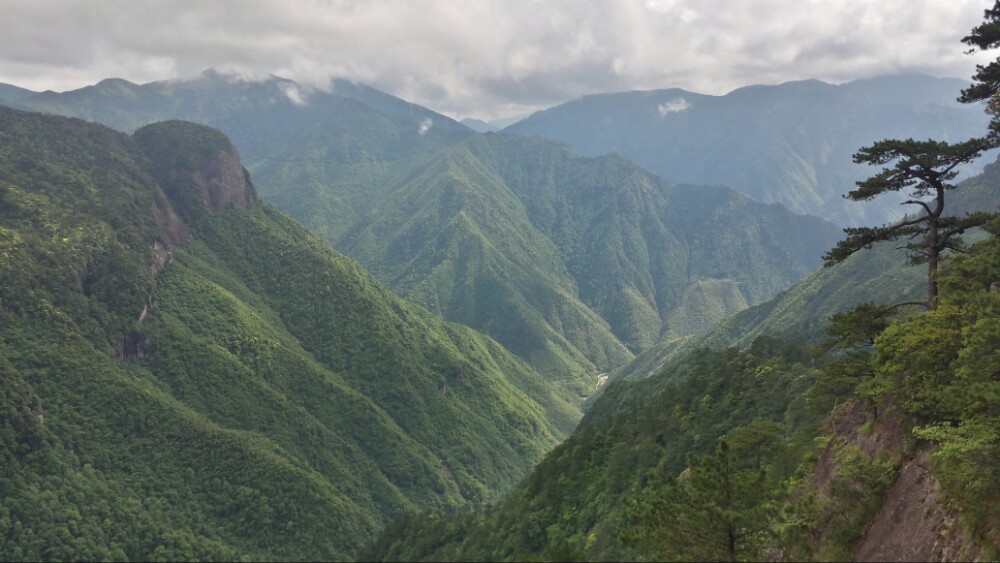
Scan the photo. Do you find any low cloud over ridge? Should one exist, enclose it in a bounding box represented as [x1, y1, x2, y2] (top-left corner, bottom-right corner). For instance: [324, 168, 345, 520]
[0, 0, 993, 119]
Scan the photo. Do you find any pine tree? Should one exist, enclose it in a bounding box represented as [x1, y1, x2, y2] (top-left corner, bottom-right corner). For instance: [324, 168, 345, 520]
[625, 441, 777, 562]
[823, 137, 993, 308]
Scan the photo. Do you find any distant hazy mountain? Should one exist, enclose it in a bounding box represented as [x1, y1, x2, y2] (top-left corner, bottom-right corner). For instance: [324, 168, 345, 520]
[0, 82, 35, 104]
[8, 69, 473, 163]
[460, 117, 499, 132]
[506, 74, 993, 226]
[489, 112, 532, 129]
[0, 108, 577, 559]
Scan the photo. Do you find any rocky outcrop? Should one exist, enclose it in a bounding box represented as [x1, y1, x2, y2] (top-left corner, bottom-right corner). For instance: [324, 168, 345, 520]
[798, 401, 971, 562]
[853, 451, 965, 562]
[150, 192, 191, 247]
[119, 120, 260, 361]
[134, 120, 259, 223]
[200, 155, 258, 212]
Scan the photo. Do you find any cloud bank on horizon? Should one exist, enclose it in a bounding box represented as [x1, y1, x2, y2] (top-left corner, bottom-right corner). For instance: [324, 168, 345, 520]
[0, 0, 994, 119]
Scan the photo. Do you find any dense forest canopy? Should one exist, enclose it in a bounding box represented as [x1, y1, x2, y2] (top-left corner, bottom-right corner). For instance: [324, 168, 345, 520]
[3, 2, 1000, 561]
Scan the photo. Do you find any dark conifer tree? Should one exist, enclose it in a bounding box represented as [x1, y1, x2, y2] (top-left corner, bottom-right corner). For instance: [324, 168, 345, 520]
[823, 138, 993, 308]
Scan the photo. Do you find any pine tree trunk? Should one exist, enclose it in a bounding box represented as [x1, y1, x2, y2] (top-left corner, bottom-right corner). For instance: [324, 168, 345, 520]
[928, 188, 944, 308]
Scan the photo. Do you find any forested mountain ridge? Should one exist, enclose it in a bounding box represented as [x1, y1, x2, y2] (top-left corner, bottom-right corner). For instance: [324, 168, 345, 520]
[5, 71, 842, 382]
[0, 107, 579, 560]
[367, 202, 1000, 563]
[362, 69, 1000, 557]
[7, 69, 472, 165]
[615, 152, 1000, 381]
[333, 132, 840, 380]
[507, 74, 993, 226]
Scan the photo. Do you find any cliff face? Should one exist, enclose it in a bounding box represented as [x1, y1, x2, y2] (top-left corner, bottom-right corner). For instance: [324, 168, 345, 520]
[134, 120, 258, 223]
[798, 401, 969, 562]
[117, 119, 259, 360]
[853, 450, 965, 562]
[190, 146, 258, 212]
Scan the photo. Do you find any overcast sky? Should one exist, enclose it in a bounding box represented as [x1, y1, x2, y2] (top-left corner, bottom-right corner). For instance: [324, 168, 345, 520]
[1, 0, 996, 120]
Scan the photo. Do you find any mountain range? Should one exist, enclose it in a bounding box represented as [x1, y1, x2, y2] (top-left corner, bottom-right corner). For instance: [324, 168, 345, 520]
[364, 137, 1000, 563]
[507, 74, 994, 226]
[2, 71, 841, 381]
[0, 107, 578, 560]
[4, 68, 997, 561]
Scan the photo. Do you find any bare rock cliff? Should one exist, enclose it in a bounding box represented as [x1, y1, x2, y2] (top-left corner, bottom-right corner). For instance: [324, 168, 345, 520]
[133, 119, 259, 223]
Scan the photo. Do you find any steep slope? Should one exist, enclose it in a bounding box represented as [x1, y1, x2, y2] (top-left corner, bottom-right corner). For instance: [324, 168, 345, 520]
[361, 140, 1000, 563]
[0, 108, 576, 560]
[9, 70, 472, 164]
[365, 214, 1000, 563]
[507, 74, 993, 226]
[335, 133, 839, 378]
[616, 153, 1000, 381]
[6, 72, 840, 381]
[366, 338, 825, 561]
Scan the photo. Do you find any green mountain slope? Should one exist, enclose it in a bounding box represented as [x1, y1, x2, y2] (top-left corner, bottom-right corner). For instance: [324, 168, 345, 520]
[362, 156, 1000, 563]
[616, 154, 1000, 381]
[0, 108, 576, 560]
[332, 133, 839, 379]
[6, 72, 841, 381]
[365, 338, 823, 561]
[507, 74, 994, 226]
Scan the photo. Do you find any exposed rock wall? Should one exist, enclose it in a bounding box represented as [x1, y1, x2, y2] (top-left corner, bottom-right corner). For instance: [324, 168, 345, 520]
[853, 451, 965, 562]
[134, 120, 259, 223]
[188, 150, 259, 213]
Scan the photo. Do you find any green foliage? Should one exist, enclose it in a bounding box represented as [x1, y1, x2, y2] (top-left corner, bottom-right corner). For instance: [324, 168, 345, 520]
[367, 337, 823, 561]
[824, 137, 991, 306]
[961, 0, 1000, 140]
[367, 213, 1000, 561]
[624, 441, 778, 562]
[0, 108, 579, 559]
[880, 228, 1000, 550]
[787, 442, 899, 561]
[631, 156, 1000, 381]
[326, 133, 837, 382]
[10, 69, 842, 387]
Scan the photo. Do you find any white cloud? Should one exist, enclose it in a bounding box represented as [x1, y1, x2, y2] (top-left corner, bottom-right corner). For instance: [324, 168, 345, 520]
[0, 0, 993, 119]
[418, 118, 433, 135]
[279, 82, 308, 106]
[658, 97, 691, 116]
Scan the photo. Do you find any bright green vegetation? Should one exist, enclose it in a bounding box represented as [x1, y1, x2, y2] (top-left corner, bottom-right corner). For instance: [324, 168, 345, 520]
[309, 133, 839, 382]
[823, 137, 992, 307]
[365, 217, 1000, 561]
[365, 337, 826, 561]
[6, 72, 841, 384]
[507, 74, 993, 226]
[616, 148, 1000, 382]
[0, 107, 579, 560]
[897, 225, 1000, 553]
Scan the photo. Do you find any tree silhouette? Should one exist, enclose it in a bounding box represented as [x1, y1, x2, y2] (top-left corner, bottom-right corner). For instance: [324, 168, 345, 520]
[823, 138, 993, 308]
